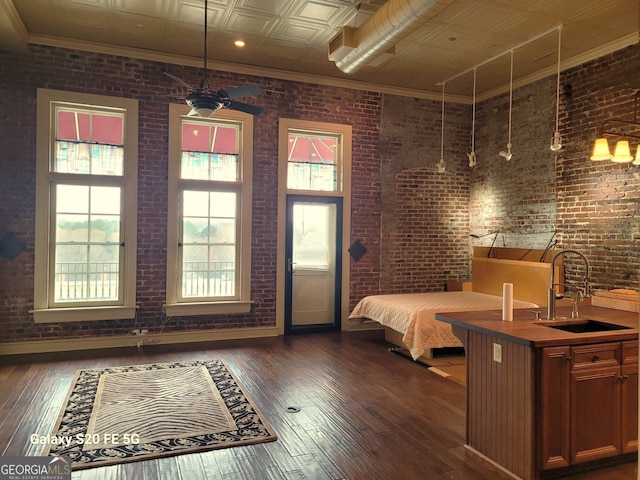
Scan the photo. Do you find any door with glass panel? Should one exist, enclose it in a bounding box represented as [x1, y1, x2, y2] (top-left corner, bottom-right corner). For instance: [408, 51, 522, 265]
[285, 195, 342, 334]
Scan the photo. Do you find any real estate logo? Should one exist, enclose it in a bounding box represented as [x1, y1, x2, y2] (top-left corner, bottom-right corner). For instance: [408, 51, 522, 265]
[0, 456, 71, 480]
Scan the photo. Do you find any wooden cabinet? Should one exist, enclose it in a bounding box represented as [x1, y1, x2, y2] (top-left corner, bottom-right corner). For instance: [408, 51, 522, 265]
[539, 340, 638, 471]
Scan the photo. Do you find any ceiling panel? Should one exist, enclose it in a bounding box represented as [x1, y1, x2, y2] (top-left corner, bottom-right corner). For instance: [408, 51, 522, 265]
[5, 0, 639, 99]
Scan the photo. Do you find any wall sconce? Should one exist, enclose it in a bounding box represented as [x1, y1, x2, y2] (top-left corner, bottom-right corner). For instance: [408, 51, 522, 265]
[590, 91, 640, 164]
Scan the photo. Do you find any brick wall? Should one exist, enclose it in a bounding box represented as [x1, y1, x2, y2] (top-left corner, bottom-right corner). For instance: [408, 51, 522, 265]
[379, 96, 472, 291]
[0, 45, 382, 343]
[471, 44, 640, 290]
[1, 41, 639, 346]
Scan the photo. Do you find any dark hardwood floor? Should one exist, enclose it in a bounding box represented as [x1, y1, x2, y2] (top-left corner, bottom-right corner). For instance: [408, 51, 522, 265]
[0, 330, 637, 479]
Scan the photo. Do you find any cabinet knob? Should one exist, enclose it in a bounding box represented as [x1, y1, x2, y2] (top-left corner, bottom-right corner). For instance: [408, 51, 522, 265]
[591, 355, 600, 362]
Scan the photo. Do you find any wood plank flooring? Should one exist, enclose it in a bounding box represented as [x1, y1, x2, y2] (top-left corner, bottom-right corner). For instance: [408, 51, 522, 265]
[0, 330, 637, 480]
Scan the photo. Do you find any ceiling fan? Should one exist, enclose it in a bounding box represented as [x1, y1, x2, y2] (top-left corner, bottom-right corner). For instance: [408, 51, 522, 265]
[165, 0, 263, 117]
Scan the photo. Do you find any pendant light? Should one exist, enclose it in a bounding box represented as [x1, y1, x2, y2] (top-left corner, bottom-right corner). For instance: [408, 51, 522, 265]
[467, 68, 478, 167]
[498, 50, 514, 161]
[437, 83, 446, 173]
[550, 26, 563, 152]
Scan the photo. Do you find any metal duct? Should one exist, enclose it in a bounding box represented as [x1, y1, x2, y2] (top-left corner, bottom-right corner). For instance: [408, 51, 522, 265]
[334, 0, 453, 74]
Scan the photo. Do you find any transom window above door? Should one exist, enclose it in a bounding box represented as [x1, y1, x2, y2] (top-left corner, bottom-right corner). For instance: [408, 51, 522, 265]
[287, 131, 340, 192]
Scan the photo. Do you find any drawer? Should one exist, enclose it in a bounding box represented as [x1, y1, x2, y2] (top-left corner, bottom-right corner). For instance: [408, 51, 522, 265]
[571, 342, 620, 369]
[622, 340, 638, 365]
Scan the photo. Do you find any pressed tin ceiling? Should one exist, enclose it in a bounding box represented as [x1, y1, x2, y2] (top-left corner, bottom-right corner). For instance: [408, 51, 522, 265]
[1, 0, 638, 101]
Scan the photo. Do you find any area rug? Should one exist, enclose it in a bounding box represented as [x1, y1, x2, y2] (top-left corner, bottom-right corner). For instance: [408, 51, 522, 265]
[44, 360, 276, 470]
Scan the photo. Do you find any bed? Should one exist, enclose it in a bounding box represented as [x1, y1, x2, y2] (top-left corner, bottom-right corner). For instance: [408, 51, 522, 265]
[349, 247, 563, 361]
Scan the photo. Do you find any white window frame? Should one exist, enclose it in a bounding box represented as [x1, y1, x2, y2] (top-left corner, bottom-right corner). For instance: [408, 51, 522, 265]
[33, 89, 138, 323]
[165, 104, 253, 316]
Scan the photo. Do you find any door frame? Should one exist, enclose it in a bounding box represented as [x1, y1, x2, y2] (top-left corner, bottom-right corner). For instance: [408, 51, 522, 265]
[275, 118, 352, 335]
[284, 195, 343, 334]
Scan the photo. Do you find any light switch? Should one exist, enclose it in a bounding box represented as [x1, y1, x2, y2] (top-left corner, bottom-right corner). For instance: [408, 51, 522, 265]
[493, 343, 502, 363]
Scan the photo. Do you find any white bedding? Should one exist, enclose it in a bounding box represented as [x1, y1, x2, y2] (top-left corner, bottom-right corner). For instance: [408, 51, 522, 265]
[349, 291, 538, 360]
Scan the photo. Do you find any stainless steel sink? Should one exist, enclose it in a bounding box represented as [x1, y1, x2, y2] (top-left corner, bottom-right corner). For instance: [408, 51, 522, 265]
[539, 320, 631, 334]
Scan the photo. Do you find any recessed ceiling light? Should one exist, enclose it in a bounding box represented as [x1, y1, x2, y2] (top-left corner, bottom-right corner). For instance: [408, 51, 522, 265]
[234, 40, 246, 47]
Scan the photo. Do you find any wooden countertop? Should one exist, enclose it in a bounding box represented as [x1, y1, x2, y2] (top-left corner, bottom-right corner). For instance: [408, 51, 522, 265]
[435, 305, 639, 347]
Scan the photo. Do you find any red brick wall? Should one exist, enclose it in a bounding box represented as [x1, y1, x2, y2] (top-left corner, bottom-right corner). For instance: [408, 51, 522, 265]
[379, 96, 472, 292]
[1, 41, 639, 345]
[0, 45, 382, 343]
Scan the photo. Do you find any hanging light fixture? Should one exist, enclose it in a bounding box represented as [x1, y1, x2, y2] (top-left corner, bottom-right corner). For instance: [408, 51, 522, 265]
[498, 50, 514, 161]
[550, 26, 563, 152]
[467, 68, 478, 167]
[590, 90, 640, 164]
[437, 82, 446, 173]
[611, 140, 634, 163]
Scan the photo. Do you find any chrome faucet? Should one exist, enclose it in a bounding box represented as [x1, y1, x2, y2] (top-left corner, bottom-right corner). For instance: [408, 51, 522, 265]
[547, 249, 591, 320]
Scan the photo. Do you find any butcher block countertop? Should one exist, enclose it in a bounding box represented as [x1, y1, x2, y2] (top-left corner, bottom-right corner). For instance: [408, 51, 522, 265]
[435, 305, 639, 348]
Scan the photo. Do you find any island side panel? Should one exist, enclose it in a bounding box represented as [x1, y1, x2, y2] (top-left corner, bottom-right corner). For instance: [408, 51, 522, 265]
[467, 330, 536, 480]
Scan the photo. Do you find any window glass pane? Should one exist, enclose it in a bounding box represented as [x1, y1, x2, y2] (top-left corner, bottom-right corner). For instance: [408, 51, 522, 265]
[90, 215, 120, 242]
[181, 120, 239, 181]
[287, 132, 338, 191]
[57, 184, 89, 213]
[183, 190, 210, 217]
[181, 190, 237, 298]
[57, 111, 90, 142]
[210, 219, 236, 244]
[54, 184, 121, 303]
[292, 203, 331, 268]
[210, 191, 236, 217]
[93, 114, 123, 145]
[182, 123, 237, 154]
[54, 109, 124, 176]
[56, 214, 89, 243]
[180, 152, 238, 181]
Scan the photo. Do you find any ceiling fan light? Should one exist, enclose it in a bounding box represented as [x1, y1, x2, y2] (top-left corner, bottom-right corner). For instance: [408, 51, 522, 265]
[611, 140, 633, 163]
[590, 138, 612, 161]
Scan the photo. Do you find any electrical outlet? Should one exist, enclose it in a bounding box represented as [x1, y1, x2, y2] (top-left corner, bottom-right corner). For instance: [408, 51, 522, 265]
[493, 343, 502, 363]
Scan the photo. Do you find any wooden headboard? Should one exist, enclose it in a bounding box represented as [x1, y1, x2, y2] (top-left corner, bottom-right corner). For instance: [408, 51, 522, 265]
[471, 248, 564, 307]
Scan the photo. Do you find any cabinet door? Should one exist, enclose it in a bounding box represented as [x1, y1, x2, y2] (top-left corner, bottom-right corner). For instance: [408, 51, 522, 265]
[570, 365, 621, 464]
[621, 362, 638, 453]
[539, 346, 571, 470]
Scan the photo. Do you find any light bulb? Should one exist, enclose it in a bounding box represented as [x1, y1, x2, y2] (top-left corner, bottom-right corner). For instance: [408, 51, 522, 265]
[467, 151, 477, 168]
[550, 131, 562, 152]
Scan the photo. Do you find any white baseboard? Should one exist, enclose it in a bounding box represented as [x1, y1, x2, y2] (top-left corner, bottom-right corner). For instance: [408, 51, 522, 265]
[0, 326, 279, 356]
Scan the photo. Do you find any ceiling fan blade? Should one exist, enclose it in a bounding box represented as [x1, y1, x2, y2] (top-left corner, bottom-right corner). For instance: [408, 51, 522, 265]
[221, 84, 263, 99]
[227, 100, 263, 115]
[164, 72, 196, 92]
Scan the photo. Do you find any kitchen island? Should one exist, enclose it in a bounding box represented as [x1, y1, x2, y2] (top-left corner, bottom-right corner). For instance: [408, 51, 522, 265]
[435, 305, 638, 480]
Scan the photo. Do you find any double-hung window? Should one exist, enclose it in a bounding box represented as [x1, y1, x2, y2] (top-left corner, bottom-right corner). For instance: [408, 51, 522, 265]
[34, 89, 138, 322]
[165, 105, 253, 316]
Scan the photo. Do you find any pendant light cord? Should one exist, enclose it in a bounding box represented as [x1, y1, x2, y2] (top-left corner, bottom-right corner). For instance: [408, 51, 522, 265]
[554, 26, 562, 133]
[471, 68, 476, 153]
[507, 50, 513, 146]
[440, 82, 445, 160]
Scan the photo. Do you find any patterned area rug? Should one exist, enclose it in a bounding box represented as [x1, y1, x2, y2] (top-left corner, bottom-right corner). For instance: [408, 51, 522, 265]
[44, 360, 276, 470]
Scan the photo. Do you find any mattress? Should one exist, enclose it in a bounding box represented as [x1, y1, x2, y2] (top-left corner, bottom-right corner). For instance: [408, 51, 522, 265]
[349, 291, 538, 360]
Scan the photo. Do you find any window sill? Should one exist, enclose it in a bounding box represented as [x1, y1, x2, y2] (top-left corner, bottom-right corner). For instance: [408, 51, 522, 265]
[164, 301, 253, 317]
[32, 305, 139, 323]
